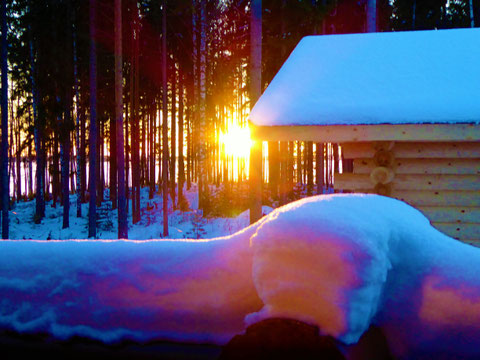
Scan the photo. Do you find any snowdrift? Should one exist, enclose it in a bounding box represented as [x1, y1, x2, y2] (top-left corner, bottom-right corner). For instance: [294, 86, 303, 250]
[1, 194, 479, 359]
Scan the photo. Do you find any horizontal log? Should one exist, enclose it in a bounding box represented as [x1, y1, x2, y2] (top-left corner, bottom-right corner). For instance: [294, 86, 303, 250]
[342, 142, 480, 159]
[432, 222, 480, 241]
[335, 173, 480, 191]
[250, 124, 480, 142]
[353, 158, 480, 175]
[418, 206, 480, 223]
[352, 190, 480, 207]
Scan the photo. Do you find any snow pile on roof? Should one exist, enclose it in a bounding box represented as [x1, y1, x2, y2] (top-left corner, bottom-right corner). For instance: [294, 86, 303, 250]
[1, 194, 480, 359]
[249, 28, 480, 126]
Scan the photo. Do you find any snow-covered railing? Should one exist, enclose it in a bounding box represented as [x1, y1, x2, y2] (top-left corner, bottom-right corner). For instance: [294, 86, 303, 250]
[1, 194, 480, 359]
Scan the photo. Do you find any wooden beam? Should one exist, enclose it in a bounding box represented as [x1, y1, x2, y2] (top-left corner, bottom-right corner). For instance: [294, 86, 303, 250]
[335, 173, 480, 191]
[353, 158, 480, 175]
[418, 206, 480, 223]
[250, 123, 480, 142]
[432, 222, 480, 241]
[379, 190, 480, 207]
[343, 142, 480, 159]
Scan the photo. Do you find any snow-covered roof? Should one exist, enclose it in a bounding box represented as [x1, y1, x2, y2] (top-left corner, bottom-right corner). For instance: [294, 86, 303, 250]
[249, 28, 480, 126]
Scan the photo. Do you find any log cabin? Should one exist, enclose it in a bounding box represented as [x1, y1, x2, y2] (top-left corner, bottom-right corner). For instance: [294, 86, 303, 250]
[249, 28, 480, 245]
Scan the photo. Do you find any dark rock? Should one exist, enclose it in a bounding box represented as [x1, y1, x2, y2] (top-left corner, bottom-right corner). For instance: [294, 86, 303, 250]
[219, 318, 346, 360]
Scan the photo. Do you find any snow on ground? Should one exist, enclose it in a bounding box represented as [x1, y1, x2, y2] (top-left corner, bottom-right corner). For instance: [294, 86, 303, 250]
[9, 184, 273, 241]
[2, 194, 480, 359]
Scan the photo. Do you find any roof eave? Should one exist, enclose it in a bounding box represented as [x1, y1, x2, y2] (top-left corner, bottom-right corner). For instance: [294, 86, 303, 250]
[249, 123, 480, 142]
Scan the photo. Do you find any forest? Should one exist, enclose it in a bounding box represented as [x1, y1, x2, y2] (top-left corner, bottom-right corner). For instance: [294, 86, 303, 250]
[0, 0, 478, 240]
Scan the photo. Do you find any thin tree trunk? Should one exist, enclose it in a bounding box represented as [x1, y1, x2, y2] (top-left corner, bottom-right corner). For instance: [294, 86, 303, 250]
[110, 112, 117, 209]
[316, 143, 324, 194]
[15, 113, 21, 201]
[162, 0, 169, 236]
[470, 0, 475, 27]
[80, 101, 86, 203]
[198, 0, 210, 214]
[268, 141, 278, 199]
[115, 0, 127, 239]
[170, 67, 176, 208]
[88, 0, 98, 238]
[178, 77, 185, 207]
[249, 0, 262, 223]
[279, 141, 287, 205]
[52, 135, 59, 208]
[1, 0, 8, 238]
[125, 87, 130, 213]
[133, 14, 140, 224]
[61, 114, 71, 229]
[28, 136, 33, 197]
[149, 103, 155, 199]
[366, 0, 376, 32]
[306, 141, 313, 195]
[73, 16, 82, 217]
[61, 4, 73, 229]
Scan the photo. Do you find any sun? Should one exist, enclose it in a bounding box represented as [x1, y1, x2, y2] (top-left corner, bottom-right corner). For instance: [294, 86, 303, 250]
[219, 123, 253, 159]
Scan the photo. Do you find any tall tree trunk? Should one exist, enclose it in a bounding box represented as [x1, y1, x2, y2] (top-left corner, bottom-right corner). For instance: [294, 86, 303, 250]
[52, 135, 59, 207]
[1, 0, 7, 238]
[470, 0, 475, 27]
[88, 0, 98, 238]
[80, 100, 86, 204]
[178, 77, 185, 207]
[268, 141, 278, 200]
[412, 0, 416, 29]
[306, 141, 313, 195]
[367, 0, 377, 32]
[29, 29, 45, 222]
[110, 113, 117, 209]
[162, 0, 169, 236]
[149, 103, 155, 199]
[186, 78, 192, 191]
[197, 0, 210, 214]
[249, 0, 262, 223]
[115, 0, 127, 239]
[61, 4, 73, 229]
[15, 113, 21, 201]
[125, 87, 130, 213]
[97, 119, 104, 205]
[170, 67, 176, 208]
[279, 141, 287, 205]
[28, 136, 33, 197]
[316, 143, 324, 194]
[73, 16, 82, 217]
[61, 111, 71, 229]
[132, 14, 140, 224]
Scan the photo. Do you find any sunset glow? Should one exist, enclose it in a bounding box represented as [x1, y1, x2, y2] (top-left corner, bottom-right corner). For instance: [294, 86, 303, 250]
[219, 123, 253, 159]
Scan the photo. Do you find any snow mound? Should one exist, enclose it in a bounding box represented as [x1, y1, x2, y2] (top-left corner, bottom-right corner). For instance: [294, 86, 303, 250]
[246, 195, 394, 344]
[1, 194, 480, 359]
[247, 194, 480, 359]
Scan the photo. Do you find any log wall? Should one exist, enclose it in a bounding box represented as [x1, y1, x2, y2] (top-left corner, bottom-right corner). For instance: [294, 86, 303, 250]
[335, 141, 480, 246]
